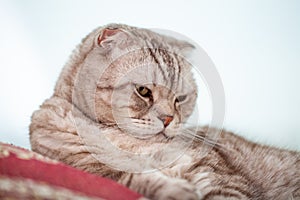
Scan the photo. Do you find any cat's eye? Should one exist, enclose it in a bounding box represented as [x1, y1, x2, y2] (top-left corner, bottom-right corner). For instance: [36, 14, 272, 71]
[136, 86, 152, 98]
[175, 95, 187, 103]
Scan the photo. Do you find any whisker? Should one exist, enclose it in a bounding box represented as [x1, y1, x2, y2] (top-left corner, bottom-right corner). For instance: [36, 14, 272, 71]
[179, 128, 227, 150]
[179, 133, 217, 147]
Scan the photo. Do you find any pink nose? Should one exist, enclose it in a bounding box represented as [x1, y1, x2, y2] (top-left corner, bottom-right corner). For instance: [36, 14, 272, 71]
[159, 115, 174, 127]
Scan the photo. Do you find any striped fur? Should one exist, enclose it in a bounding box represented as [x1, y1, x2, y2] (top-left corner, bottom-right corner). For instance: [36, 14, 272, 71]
[30, 24, 300, 200]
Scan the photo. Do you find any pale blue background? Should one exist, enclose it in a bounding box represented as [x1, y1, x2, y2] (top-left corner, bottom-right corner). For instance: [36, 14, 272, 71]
[0, 0, 299, 150]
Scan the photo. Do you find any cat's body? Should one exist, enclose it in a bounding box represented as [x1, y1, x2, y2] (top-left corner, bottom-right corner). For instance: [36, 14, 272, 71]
[30, 24, 300, 199]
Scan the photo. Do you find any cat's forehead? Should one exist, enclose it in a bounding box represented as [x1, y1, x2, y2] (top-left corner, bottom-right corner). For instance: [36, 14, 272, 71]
[111, 57, 195, 95]
[99, 53, 194, 93]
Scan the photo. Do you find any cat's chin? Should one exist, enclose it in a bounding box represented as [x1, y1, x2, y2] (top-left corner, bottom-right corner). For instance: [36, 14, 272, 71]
[119, 128, 158, 139]
[163, 128, 180, 139]
[121, 128, 172, 141]
[129, 133, 157, 140]
[123, 130, 177, 142]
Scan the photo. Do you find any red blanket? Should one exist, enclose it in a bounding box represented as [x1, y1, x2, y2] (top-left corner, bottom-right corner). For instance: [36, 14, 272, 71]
[0, 142, 143, 200]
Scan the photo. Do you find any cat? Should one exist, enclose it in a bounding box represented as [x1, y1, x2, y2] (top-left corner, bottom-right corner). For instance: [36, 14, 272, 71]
[30, 23, 300, 200]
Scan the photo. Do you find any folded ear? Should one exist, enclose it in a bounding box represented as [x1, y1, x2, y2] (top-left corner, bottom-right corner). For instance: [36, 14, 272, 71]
[168, 40, 195, 59]
[97, 27, 129, 48]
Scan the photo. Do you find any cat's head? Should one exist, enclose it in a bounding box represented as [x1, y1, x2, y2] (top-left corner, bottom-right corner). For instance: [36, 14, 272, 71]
[70, 24, 197, 139]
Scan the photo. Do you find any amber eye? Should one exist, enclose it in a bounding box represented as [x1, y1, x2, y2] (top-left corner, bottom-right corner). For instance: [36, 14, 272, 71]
[175, 95, 187, 103]
[136, 86, 152, 97]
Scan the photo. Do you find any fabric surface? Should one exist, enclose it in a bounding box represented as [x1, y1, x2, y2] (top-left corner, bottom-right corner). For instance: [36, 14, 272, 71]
[0, 142, 143, 200]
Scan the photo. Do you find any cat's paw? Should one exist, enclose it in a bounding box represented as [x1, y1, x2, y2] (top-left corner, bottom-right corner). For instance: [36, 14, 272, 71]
[155, 179, 200, 200]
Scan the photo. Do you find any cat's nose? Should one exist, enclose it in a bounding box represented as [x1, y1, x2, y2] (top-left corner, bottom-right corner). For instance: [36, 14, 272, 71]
[159, 115, 174, 127]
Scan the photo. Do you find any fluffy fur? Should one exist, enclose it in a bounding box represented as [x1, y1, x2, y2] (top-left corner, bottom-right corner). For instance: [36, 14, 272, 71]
[30, 24, 300, 200]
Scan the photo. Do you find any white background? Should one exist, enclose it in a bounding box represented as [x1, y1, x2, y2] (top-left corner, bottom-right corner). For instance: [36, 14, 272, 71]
[0, 0, 299, 150]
